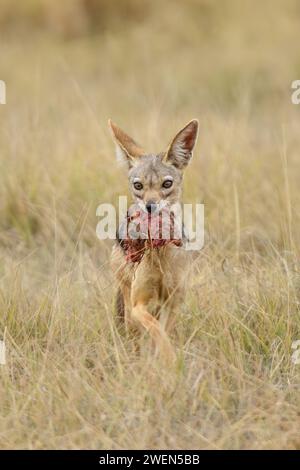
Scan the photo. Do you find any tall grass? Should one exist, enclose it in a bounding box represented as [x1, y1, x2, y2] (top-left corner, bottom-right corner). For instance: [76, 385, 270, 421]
[0, 0, 300, 449]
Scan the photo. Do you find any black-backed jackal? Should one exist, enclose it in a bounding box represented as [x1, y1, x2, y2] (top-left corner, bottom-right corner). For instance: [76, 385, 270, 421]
[109, 119, 198, 360]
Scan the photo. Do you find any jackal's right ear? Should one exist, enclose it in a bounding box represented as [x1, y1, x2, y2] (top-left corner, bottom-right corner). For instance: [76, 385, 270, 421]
[108, 119, 144, 168]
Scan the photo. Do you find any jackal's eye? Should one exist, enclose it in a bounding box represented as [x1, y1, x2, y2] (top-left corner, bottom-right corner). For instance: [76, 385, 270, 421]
[162, 179, 173, 189]
[133, 181, 143, 191]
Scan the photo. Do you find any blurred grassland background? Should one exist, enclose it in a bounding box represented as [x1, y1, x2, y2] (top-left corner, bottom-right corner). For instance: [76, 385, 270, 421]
[0, 0, 300, 449]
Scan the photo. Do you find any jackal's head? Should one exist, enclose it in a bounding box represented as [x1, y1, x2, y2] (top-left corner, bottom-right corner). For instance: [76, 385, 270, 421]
[108, 119, 198, 213]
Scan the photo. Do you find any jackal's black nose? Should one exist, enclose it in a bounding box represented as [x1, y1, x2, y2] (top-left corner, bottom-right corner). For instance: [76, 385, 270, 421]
[146, 201, 157, 213]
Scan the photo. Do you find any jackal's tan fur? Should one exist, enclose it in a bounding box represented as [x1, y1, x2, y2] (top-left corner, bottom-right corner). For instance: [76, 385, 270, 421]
[109, 119, 199, 359]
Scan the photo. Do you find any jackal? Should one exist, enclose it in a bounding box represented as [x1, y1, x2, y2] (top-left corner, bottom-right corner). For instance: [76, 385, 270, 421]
[109, 119, 198, 359]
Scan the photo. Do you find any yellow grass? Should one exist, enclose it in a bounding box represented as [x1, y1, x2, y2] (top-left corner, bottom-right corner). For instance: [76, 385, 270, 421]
[0, 0, 300, 449]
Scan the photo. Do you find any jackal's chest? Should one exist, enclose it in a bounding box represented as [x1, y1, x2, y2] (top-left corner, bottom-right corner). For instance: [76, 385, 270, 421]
[112, 242, 189, 296]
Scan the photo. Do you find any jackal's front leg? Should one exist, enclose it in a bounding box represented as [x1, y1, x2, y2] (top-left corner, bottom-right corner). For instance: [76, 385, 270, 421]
[131, 302, 175, 360]
[128, 253, 176, 360]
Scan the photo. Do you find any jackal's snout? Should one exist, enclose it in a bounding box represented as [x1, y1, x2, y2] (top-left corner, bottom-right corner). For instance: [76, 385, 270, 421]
[145, 200, 158, 214]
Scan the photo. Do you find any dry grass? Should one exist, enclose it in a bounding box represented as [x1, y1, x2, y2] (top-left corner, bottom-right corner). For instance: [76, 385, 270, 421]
[0, 0, 300, 449]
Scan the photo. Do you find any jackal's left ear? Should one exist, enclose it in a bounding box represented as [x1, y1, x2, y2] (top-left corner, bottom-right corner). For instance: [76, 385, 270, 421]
[165, 119, 199, 169]
[108, 119, 144, 168]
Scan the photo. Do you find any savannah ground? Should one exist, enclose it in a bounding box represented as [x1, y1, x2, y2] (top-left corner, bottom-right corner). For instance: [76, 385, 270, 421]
[0, 0, 300, 449]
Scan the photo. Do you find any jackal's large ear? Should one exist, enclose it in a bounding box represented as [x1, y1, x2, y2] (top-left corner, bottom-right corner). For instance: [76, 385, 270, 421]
[108, 119, 144, 168]
[165, 119, 198, 170]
